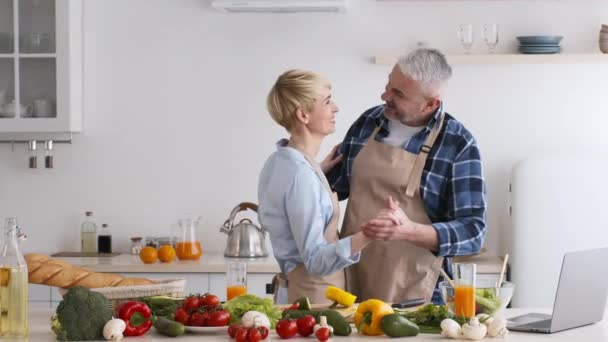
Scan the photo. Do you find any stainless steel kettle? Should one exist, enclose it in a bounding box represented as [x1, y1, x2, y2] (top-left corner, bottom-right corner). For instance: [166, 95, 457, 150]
[220, 202, 268, 258]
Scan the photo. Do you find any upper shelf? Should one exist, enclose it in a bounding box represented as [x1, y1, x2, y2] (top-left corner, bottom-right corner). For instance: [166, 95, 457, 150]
[373, 53, 608, 66]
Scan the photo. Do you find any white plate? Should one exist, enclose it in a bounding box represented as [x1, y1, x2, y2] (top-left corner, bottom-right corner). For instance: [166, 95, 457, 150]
[184, 325, 228, 334]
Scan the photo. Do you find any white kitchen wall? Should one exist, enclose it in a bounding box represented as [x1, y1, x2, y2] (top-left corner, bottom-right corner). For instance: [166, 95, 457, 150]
[1, 0, 608, 257]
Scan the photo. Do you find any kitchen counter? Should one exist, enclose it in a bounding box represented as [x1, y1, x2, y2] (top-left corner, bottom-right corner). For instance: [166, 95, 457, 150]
[47, 252, 503, 275]
[20, 303, 608, 341]
[50, 252, 281, 273]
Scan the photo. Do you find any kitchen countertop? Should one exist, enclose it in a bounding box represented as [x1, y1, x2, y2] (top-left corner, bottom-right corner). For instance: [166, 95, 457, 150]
[45, 252, 503, 275]
[52, 253, 282, 273]
[20, 303, 608, 341]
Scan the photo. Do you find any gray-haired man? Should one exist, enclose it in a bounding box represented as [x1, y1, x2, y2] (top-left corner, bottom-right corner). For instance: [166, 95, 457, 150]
[326, 48, 487, 304]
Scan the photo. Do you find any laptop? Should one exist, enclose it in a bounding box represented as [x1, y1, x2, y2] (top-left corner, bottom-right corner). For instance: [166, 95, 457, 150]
[507, 247, 608, 333]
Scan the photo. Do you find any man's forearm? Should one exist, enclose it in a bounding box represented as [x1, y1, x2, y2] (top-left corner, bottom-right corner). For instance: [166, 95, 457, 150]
[399, 223, 439, 252]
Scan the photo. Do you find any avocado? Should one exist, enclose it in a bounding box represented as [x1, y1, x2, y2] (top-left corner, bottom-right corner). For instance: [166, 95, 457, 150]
[282, 309, 352, 336]
[293, 296, 312, 310]
[381, 314, 419, 337]
[154, 317, 185, 337]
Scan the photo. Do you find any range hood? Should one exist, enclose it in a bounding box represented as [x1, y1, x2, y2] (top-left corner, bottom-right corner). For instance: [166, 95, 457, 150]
[211, 0, 348, 13]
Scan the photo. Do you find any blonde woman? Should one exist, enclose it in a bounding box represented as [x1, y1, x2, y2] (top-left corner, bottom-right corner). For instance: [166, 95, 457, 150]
[258, 69, 373, 304]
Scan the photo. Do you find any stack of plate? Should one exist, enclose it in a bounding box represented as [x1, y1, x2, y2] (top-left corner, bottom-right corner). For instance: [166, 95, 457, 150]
[517, 36, 563, 54]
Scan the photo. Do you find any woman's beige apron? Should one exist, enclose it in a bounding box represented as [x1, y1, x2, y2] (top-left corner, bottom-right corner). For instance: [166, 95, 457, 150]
[341, 115, 445, 303]
[272, 143, 345, 304]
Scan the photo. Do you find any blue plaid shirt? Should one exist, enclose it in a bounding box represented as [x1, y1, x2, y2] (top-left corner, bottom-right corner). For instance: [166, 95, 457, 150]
[326, 103, 487, 303]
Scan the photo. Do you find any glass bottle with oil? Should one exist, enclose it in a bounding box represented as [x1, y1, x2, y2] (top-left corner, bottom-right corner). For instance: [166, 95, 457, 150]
[0, 217, 28, 337]
[80, 211, 98, 253]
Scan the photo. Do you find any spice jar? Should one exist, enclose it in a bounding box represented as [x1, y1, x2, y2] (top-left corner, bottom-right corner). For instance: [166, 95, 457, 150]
[130, 237, 144, 255]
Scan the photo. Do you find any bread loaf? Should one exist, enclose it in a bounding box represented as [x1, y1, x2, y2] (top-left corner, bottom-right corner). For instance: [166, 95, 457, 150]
[25, 253, 153, 288]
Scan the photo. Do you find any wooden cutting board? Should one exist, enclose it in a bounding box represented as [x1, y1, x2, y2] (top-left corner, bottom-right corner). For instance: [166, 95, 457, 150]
[51, 252, 121, 257]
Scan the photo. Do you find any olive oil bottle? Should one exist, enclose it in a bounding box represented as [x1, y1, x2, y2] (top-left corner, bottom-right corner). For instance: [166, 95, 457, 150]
[0, 218, 28, 337]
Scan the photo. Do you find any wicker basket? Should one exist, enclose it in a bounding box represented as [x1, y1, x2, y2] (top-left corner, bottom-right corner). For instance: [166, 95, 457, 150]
[58, 278, 186, 309]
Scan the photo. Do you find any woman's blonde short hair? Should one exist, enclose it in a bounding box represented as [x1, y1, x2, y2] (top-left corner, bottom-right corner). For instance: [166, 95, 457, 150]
[266, 69, 331, 131]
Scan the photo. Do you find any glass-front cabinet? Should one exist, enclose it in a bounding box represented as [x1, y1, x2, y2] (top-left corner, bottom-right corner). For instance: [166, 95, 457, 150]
[0, 0, 82, 134]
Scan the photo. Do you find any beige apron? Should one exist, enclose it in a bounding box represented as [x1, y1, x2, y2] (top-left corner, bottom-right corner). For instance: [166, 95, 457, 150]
[341, 115, 445, 303]
[272, 142, 345, 304]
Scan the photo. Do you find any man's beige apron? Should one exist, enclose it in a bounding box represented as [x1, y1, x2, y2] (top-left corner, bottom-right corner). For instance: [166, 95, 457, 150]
[272, 143, 345, 304]
[341, 115, 445, 303]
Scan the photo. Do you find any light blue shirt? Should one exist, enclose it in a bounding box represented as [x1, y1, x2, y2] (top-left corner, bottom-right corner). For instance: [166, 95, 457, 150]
[258, 140, 360, 278]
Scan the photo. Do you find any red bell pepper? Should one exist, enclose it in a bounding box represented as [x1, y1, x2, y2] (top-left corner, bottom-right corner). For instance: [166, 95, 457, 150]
[116, 301, 153, 336]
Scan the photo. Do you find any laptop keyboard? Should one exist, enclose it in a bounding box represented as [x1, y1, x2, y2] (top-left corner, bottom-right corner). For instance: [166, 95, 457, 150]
[517, 319, 552, 330]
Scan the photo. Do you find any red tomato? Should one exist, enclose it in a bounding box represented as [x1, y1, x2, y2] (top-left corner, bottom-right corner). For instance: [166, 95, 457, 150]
[315, 327, 331, 342]
[207, 310, 231, 326]
[248, 327, 262, 342]
[257, 326, 269, 339]
[296, 315, 316, 336]
[174, 308, 190, 325]
[276, 319, 298, 339]
[228, 324, 242, 338]
[235, 328, 248, 342]
[190, 311, 208, 327]
[200, 294, 221, 308]
[183, 295, 200, 312]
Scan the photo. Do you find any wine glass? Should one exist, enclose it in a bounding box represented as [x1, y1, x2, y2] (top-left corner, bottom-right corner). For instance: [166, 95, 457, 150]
[482, 24, 499, 53]
[457, 24, 474, 54]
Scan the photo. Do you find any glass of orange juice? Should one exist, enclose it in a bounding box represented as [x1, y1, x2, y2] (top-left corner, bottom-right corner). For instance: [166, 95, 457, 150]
[227, 261, 247, 301]
[453, 263, 476, 319]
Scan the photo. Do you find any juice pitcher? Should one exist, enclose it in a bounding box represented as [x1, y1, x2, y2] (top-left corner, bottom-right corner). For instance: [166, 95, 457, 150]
[0, 218, 28, 337]
[175, 215, 202, 260]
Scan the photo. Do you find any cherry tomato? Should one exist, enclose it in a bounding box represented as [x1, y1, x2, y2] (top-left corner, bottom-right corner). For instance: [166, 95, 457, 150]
[276, 319, 298, 339]
[183, 295, 200, 312]
[315, 327, 331, 342]
[190, 311, 208, 327]
[200, 294, 221, 308]
[174, 307, 190, 325]
[248, 327, 262, 342]
[257, 326, 269, 339]
[228, 324, 242, 338]
[235, 328, 248, 342]
[296, 315, 316, 336]
[207, 310, 231, 326]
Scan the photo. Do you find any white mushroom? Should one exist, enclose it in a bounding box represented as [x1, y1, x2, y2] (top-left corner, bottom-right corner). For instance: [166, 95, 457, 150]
[440, 318, 462, 339]
[461, 317, 487, 340]
[103, 317, 126, 341]
[241, 311, 271, 328]
[487, 316, 509, 337]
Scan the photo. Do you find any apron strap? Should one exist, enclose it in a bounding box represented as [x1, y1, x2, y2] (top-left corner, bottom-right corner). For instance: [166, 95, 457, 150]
[405, 114, 445, 197]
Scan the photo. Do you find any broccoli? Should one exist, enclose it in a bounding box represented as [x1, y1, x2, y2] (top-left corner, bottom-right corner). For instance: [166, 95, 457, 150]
[53, 286, 113, 341]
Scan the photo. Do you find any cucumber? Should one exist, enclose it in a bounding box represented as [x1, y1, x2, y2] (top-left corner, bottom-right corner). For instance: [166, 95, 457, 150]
[154, 317, 185, 337]
[282, 309, 352, 336]
[381, 314, 419, 337]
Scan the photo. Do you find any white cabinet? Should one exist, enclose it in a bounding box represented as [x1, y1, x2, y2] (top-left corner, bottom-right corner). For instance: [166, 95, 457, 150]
[0, 0, 83, 134]
[209, 273, 274, 302]
[28, 284, 51, 302]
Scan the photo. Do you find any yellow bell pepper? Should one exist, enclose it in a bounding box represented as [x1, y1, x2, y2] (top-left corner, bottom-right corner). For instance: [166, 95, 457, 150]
[325, 286, 357, 308]
[354, 299, 394, 336]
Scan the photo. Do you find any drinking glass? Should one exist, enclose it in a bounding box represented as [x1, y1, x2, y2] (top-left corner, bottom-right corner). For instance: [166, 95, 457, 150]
[453, 263, 476, 318]
[457, 24, 474, 54]
[226, 261, 247, 301]
[482, 24, 499, 53]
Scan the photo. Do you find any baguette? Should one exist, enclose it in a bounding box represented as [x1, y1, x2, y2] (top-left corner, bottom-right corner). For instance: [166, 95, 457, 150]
[25, 253, 153, 288]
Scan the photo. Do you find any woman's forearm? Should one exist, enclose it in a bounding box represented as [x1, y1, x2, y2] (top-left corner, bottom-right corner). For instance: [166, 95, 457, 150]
[350, 231, 372, 255]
